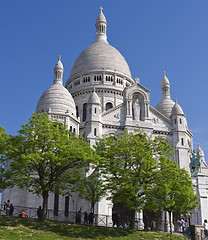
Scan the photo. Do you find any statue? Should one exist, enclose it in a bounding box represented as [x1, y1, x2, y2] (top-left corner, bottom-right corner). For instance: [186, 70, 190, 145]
[133, 99, 141, 121]
[190, 150, 201, 177]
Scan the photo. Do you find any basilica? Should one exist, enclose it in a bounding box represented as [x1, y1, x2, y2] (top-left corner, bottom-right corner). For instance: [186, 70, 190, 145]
[2, 8, 208, 231]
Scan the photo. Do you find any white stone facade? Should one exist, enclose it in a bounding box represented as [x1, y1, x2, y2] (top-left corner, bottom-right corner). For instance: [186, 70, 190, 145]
[2, 8, 208, 229]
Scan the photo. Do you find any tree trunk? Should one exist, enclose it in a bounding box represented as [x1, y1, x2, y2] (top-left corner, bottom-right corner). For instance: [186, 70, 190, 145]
[129, 209, 135, 229]
[168, 210, 173, 234]
[42, 191, 49, 220]
[91, 202, 95, 213]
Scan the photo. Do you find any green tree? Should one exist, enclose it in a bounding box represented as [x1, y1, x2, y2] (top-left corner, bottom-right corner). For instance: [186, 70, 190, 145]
[71, 166, 106, 213]
[0, 127, 9, 188]
[0, 126, 9, 158]
[145, 159, 198, 234]
[96, 130, 174, 229]
[1, 113, 95, 219]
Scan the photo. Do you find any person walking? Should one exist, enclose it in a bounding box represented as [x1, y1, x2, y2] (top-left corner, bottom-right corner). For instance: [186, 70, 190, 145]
[9, 204, 14, 216]
[37, 206, 43, 220]
[204, 219, 208, 238]
[89, 211, 94, 225]
[84, 211, 88, 225]
[6, 200, 10, 216]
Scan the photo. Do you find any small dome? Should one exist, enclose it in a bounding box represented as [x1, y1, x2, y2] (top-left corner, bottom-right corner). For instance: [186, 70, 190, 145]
[171, 99, 184, 116]
[69, 41, 132, 80]
[37, 57, 76, 116]
[36, 84, 76, 116]
[88, 90, 100, 104]
[161, 71, 170, 88]
[54, 56, 63, 70]
[155, 99, 175, 118]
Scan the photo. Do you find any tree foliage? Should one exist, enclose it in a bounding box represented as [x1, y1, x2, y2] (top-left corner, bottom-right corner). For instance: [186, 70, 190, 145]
[145, 160, 198, 233]
[0, 127, 10, 187]
[96, 130, 173, 210]
[96, 130, 198, 229]
[71, 166, 106, 212]
[0, 127, 9, 159]
[1, 113, 95, 219]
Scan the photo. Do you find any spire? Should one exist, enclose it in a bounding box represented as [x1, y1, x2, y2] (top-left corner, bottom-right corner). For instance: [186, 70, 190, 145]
[54, 56, 64, 85]
[95, 7, 108, 43]
[161, 71, 171, 100]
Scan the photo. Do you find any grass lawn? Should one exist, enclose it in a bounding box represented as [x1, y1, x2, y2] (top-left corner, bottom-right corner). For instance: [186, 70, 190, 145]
[0, 215, 187, 240]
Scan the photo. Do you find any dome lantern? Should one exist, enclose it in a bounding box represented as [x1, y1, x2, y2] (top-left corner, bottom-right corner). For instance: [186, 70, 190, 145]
[54, 55, 64, 85]
[95, 6, 108, 43]
[161, 71, 170, 100]
[155, 71, 174, 118]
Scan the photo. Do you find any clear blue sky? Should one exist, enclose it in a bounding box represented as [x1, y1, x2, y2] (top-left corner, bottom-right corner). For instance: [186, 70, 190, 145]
[0, 0, 208, 160]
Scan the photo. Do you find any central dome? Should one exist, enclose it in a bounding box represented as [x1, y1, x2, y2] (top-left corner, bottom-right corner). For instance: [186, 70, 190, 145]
[69, 41, 132, 80]
[69, 8, 132, 81]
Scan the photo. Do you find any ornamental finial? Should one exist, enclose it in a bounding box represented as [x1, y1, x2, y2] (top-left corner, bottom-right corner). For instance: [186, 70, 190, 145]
[100, 6, 103, 13]
[164, 71, 166, 77]
[58, 55, 61, 61]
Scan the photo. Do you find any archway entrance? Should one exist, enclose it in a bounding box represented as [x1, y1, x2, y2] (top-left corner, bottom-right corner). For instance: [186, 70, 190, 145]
[143, 209, 162, 231]
[112, 202, 132, 227]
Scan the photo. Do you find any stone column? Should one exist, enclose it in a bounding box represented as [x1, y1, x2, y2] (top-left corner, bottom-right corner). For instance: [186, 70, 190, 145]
[135, 210, 144, 230]
[162, 211, 170, 232]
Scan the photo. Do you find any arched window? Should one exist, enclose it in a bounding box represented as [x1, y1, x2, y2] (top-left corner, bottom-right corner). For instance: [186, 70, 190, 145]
[94, 128, 97, 136]
[76, 106, 79, 118]
[65, 196, 69, 217]
[54, 194, 59, 216]
[83, 103, 87, 121]
[181, 138, 184, 146]
[106, 102, 113, 111]
[70, 126, 72, 132]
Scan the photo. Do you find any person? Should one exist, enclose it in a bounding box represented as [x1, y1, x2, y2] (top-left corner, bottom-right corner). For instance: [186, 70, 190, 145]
[37, 206, 43, 220]
[152, 220, 157, 231]
[18, 210, 27, 218]
[3, 202, 6, 212]
[116, 212, 121, 228]
[84, 211, 88, 225]
[112, 212, 116, 227]
[6, 200, 10, 216]
[9, 204, 14, 216]
[181, 218, 186, 232]
[177, 219, 182, 232]
[75, 210, 81, 224]
[89, 210, 94, 225]
[204, 219, 208, 237]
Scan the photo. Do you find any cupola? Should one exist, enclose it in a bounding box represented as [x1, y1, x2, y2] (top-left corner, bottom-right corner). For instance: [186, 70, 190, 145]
[155, 71, 175, 118]
[88, 89, 101, 104]
[95, 6, 107, 43]
[54, 55, 64, 84]
[171, 99, 185, 116]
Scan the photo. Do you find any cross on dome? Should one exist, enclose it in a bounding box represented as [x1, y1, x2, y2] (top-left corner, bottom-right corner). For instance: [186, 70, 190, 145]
[58, 55, 61, 61]
[95, 6, 107, 43]
[164, 71, 166, 77]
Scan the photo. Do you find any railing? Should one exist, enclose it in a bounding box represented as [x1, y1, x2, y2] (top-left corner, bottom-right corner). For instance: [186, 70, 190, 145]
[0, 205, 114, 227]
